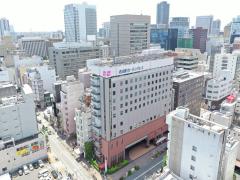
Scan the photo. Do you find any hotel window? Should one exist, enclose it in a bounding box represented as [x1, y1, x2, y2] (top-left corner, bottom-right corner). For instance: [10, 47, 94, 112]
[190, 165, 195, 171]
[191, 155, 196, 161]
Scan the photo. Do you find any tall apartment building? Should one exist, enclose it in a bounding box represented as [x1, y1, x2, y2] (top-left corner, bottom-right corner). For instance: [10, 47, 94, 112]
[167, 107, 239, 180]
[0, 18, 10, 39]
[88, 51, 174, 166]
[60, 76, 84, 136]
[190, 27, 208, 53]
[19, 37, 53, 58]
[213, 53, 237, 80]
[211, 19, 221, 36]
[173, 71, 204, 115]
[156, 1, 170, 26]
[0, 83, 47, 175]
[170, 17, 190, 38]
[75, 88, 91, 154]
[64, 3, 97, 42]
[48, 42, 100, 79]
[195, 15, 213, 34]
[110, 15, 150, 56]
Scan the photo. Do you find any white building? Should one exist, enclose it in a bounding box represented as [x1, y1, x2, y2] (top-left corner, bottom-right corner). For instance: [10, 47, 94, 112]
[64, 2, 97, 42]
[205, 71, 233, 109]
[75, 88, 92, 154]
[213, 53, 237, 80]
[60, 76, 84, 136]
[25, 65, 56, 93]
[0, 83, 38, 141]
[167, 107, 239, 180]
[28, 70, 44, 108]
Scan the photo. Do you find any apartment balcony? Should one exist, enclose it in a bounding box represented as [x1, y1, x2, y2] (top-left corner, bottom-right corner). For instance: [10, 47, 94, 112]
[92, 94, 100, 103]
[92, 102, 101, 110]
[92, 126, 101, 136]
[91, 78, 100, 88]
[92, 110, 101, 118]
[92, 117, 101, 128]
[92, 88, 100, 96]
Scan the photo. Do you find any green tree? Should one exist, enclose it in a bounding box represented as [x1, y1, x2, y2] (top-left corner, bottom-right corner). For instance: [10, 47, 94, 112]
[84, 141, 94, 161]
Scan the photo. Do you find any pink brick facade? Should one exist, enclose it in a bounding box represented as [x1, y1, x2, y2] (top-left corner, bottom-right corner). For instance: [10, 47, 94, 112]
[101, 116, 168, 167]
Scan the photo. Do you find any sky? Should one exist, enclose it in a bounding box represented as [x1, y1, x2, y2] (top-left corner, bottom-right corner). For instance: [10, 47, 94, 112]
[0, 0, 239, 32]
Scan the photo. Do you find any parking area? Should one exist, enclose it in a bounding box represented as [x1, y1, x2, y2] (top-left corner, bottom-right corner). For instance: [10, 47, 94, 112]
[11, 160, 65, 180]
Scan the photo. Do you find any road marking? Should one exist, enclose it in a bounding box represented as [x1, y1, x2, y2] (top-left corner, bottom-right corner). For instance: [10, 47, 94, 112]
[133, 160, 163, 180]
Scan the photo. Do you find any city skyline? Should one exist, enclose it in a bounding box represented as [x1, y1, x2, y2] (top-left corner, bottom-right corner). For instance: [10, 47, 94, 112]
[0, 0, 239, 32]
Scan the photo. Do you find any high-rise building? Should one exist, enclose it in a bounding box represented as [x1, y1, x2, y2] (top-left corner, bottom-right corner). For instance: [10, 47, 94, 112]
[173, 71, 204, 115]
[19, 37, 53, 58]
[0, 18, 10, 39]
[88, 50, 174, 167]
[167, 107, 239, 180]
[195, 15, 213, 34]
[150, 26, 177, 50]
[190, 27, 208, 53]
[170, 17, 190, 38]
[60, 76, 84, 136]
[48, 42, 100, 79]
[64, 3, 97, 42]
[167, 28, 178, 50]
[110, 15, 150, 56]
[75, 88, 92, 154]
[211, 19, 221, 35]
[224, 23, 231, 40]
[156, 1, 170, 26]
[230, 16, 240, 43]
[98, 22, 110, 38]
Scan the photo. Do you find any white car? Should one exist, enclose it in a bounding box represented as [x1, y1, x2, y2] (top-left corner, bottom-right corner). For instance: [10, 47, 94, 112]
[29, 164, 34, 171]
[18, 169, 23, 176]
[38, 160, 44, 168]
[23, 165, 29, 175]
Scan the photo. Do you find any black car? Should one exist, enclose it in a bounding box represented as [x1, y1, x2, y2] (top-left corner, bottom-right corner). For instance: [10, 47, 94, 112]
[75, 157, 81, 162]
[33, 162, 39, 169]
[51, 170, 58, 179]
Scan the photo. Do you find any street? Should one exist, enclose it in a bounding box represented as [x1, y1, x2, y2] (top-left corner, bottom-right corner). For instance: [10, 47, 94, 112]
[38, 112, 95, 180]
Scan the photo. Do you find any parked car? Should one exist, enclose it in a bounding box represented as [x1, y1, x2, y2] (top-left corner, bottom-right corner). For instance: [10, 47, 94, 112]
[23, 165, 29, 175]
[75, 157, 81, 162]
[51, 170, 58, 179]
[28, 164, 34, 171]
[33, 162, 39, 169]
[38, 159, 44, 168]
[38, 168, 49, 178]
[18, 168, 23, 176]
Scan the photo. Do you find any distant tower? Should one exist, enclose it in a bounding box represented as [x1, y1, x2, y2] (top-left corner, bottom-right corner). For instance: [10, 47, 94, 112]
[156, 1, 170, 27]
[64, 2, 97, 42]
